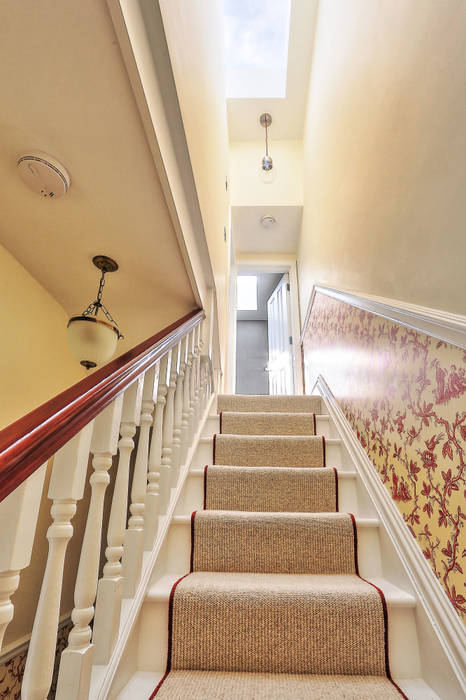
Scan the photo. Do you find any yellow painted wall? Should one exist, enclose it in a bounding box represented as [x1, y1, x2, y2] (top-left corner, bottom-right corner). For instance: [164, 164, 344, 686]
[159, 0, 231, 379]
[0, 243, 84, 430]
[298, 0, 466, 318]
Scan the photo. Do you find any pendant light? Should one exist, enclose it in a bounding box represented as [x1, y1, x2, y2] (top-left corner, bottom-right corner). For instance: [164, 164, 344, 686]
[259, 113, 276, 183]
[67, 256, 123, 369]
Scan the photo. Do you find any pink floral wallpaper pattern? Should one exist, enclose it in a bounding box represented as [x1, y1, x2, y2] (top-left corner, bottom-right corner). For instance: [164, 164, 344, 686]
[302, 292, 466, 621]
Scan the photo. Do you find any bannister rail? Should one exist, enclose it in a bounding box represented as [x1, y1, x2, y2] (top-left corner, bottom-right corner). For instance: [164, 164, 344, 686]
[0, 308, 203, 503]
[0, 306, 213, 700]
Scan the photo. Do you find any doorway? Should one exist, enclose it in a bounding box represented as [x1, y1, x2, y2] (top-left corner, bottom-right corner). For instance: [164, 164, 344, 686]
[235, 271, 292, 395]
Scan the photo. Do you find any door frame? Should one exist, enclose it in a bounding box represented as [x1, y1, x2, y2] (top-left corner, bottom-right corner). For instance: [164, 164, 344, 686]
[227, 254, 303, 394]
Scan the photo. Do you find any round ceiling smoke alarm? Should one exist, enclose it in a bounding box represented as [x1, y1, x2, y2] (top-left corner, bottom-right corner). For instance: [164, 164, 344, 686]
[17, 151, 70, 198]
[260, 215, 277, 228]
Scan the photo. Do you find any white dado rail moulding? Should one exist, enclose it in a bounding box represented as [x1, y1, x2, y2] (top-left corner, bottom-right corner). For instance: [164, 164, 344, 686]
[302, 284, 466, 350]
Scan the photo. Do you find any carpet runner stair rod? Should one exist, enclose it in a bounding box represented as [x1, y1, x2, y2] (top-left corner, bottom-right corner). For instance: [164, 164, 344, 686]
[151, 394, 407, 699]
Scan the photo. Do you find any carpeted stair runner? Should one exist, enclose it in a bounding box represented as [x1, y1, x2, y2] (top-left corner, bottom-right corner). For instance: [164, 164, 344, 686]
[204, 465, 338, 512]
[152, 394, 406, 699]
[220, 410, 316, 435]
[217, 394, 322, 413]
[214, 434, 325, 467]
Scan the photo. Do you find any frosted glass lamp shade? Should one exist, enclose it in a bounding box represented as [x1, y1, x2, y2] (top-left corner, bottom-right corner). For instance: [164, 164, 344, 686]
[67, 316, 119, 368]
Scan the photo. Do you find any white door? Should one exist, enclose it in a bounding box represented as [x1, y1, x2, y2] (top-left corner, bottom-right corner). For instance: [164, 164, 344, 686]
[266, 273, 294, 394]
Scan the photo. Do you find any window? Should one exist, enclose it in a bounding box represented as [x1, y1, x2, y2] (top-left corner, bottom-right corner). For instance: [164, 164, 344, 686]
[237, 276, 258, 310]
[223, 0, 291, 99]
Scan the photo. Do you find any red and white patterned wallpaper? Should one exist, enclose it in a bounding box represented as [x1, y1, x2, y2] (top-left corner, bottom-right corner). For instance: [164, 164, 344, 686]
[302, 292, 466, 621]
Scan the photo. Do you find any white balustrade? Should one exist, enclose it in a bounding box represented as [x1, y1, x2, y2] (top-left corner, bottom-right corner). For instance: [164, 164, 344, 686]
[171, 339, 185, 486]
[22, 423, 94, 700]
[56, 396, 123, 700]
[144, 355, 168, 549]
[121, 367, 157, 598]
[0, 465, 46, 653]
[181, 331, 193, 464]
[187, 330, 196, 444]
[161, 344, 179, 498]
[92, 377, 144, 664]
[193, 323, 202, 429]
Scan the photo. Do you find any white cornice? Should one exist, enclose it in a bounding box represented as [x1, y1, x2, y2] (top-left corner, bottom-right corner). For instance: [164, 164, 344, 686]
[301, 284, 466, 350]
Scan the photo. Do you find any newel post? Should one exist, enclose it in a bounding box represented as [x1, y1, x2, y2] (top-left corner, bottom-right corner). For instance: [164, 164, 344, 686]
[92, 376, 144, 664]
[56, 396, 122, 700]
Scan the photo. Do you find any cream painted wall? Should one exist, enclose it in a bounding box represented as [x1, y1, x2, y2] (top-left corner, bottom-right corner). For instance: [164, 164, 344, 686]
[230, 140, 303, 207]
[0, 243, 84, 430]
[159, 0, 231, 378]
[298, 0, 466, 318]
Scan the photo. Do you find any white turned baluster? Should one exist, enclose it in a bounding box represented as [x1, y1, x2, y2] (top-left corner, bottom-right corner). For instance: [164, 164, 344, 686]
[171, 340, 184, 486]
[122, 367, 156, 598]
[92, 378, 143, 664]
[187, 330, 196, 444]
[144, 356, 168, 549]
[192, 324, 202, 430]
[161, 344, 178, 497]
[181, 332, 193, 464]
[56, 397, 122, 700]
[0, 465, 46, 653]
[22, 423, 94, 700]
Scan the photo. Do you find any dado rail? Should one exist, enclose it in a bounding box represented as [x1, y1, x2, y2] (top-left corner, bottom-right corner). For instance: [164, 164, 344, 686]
[0, 308, 213, 699]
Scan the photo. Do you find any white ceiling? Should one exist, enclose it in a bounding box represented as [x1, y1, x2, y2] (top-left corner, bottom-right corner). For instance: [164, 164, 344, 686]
[226, 0, 319, 140]
[232, 205, 303, 255]
[0, 0, 196, 352]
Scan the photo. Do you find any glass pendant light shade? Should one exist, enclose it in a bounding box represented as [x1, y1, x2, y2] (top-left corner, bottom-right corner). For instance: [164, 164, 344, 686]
[67, 255, 123, 370]
[67, 316, 119, 369]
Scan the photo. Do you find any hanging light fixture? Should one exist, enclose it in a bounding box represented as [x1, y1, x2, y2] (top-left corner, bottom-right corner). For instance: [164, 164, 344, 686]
[67, 255, 123, 370]
[259, 113, 276, 183]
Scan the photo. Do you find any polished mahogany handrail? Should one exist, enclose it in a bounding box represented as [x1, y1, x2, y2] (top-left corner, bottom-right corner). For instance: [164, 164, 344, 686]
[0, 308, 204, 502]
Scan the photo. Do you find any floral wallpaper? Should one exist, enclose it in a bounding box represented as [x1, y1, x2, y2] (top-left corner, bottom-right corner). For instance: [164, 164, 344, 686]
[302, 292, 466, 621]
[0, 622, 71, 698]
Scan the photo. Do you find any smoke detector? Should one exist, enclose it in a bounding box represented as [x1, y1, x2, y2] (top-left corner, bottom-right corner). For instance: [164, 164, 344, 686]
[17, 151, 70, 198]
[260, 215, 276, 228]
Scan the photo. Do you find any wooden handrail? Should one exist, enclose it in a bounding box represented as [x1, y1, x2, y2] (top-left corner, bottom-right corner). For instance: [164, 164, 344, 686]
[0, 308, 204, 502]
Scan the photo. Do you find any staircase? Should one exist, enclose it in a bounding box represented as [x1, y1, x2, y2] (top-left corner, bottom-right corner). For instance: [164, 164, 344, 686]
[113, 394, 449, 700]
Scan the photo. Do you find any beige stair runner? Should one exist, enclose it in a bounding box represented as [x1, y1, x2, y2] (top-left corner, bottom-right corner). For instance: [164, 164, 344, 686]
[217, 394, 322, 413]
[151, 395, 407, 699]
[220, 410, 316, 435]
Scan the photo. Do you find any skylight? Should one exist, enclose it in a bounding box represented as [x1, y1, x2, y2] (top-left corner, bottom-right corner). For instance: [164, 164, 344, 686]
[223, 0, 291, 99]
[237, 276, 258, 311]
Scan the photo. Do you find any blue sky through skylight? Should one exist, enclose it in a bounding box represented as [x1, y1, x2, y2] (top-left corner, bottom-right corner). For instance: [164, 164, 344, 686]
[223, 0, 291, 99]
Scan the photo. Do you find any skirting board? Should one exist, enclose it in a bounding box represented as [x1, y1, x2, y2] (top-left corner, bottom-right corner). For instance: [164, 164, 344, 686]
[314, 375, 465, 694]
[302, 285, 466, 350]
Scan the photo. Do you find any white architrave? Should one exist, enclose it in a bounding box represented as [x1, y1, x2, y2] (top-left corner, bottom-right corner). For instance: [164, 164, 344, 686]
[122, 367, 157, 598]
[22, 423, 94, 700]
[56, 396, 123, 700]
[171, 339, 185, 486]
[93, 377, 144, 664]
[0, 465, 46, 652]
[145, 355, 169, 550]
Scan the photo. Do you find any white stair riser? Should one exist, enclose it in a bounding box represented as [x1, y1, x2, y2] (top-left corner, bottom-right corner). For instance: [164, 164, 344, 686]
[191, 440, 344, 469]
[203, 415, 336, 439]
[175, 472, 359, 516]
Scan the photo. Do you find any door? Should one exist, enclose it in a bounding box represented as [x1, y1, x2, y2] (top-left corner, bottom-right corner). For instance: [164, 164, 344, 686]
[266, 273, 294, 394]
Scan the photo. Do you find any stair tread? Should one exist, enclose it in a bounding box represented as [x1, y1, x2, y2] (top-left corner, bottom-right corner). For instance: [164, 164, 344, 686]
[116, 672, 440, 700]
[146, 573, 415, 607]
[171, 514, 379, 527]
[189, 467, 356, 478]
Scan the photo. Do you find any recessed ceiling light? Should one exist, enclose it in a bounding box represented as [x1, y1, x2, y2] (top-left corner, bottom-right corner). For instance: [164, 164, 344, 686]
[260, 215, 276, 228]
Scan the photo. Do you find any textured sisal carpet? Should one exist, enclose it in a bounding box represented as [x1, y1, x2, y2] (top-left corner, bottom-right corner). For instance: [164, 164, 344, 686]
[220, 410, 316, 435]
[214, 434, 325, 467]
[204, 465, 338, 512]
[151, 394, 406, 699]
[217, 394, 322, 414]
